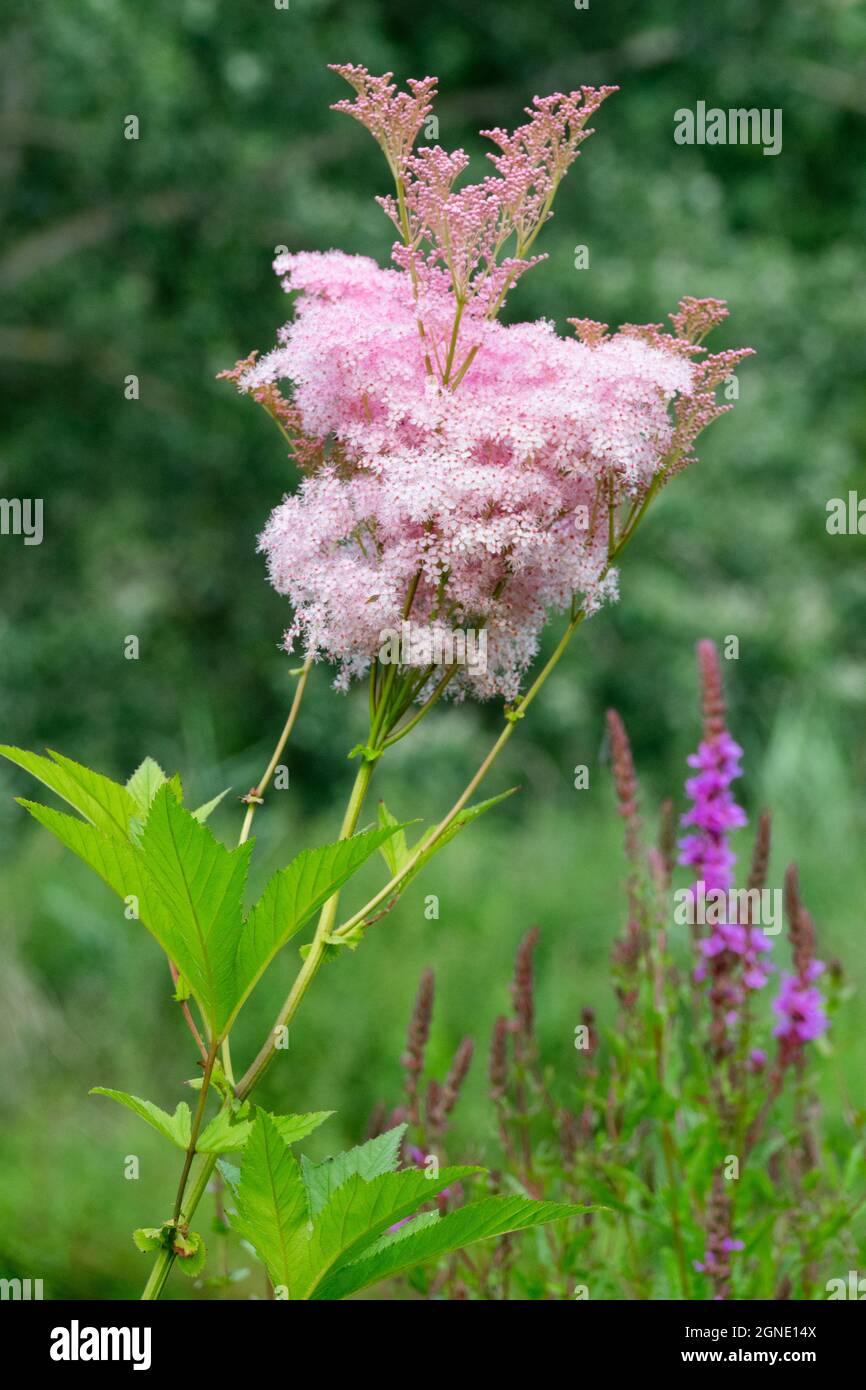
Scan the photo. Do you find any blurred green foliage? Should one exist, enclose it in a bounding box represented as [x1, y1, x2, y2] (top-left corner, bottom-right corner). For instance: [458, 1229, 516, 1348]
[0, 0, 864, 1296]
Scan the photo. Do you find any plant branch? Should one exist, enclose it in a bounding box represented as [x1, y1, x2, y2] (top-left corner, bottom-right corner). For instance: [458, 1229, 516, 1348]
[238, 656, 313, 845]
[142, 477, 669, 1298]
[172, 1042, 219, 1223]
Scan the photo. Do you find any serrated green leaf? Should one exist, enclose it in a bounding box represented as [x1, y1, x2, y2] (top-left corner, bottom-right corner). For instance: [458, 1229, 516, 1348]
[376, 801, 410, 876]
[11, 752, 407, 1041]
[230, 1111, 485, 1300]
[270, 1111, 334, 1146]
[216, 1159, 241, 1198]
[300, 1164, 482, 1297]
[192, 788, 231, 823]
[315, 1195, 594, 1300]
[19, 796, 149, 894]
[230, 1112, 311, 1298]
[196, 1109, 253, 1154]
[90, 1088, 191, 1148]
[126, 758, 169, 815]
[1, 745, 138, 839]
[301, 1125, 406, 1218]
[137, 786, 252, 1036]
[17, 791, 247, 1037]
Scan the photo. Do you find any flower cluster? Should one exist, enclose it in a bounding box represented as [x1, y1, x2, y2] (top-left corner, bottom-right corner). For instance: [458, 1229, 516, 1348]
[693, 1172, 743, 1299]
[679, 729, 746, 895]
[227, 68, 751, 702]
[380, 84, 618, 332]
[774, 973, 826, 1045]
[678, 642, 772, 1047]
[329, 65, 438, 180]
[773, 866, 827, 1056]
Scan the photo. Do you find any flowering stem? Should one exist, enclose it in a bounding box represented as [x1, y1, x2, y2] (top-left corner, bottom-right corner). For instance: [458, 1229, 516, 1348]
[223, 656, 313, 1083]
[235, 756, 376, 1102]
[442, 297, 466, 385]
[141, 601, 586, 1298]
[382, 664, 458, 748]
[143, 484, 667, 1298]
[335, 605, 589, 942]
[239, 558, 434, 1107]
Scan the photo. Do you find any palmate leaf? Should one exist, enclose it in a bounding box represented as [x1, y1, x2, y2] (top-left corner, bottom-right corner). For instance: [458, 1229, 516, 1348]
[138, 787, 256, 1035]
[204, 1112, 337, 1167]
[210, 1114, 335, 1183]
[90, 1088, 192, 1148]
[92, 1086, 263, 1154]
[135, 786, 252, 1036]
[231, 1111, 593, 1300]
[231, 1111, 480, 1299]
[314, 1195, 595, 1300]
[207, 1109, 335, 1163]
[7, 747, 406, 1041]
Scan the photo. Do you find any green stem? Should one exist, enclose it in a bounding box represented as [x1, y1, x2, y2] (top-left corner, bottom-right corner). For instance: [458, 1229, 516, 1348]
[141, 1137, 223, 1300]
[173, 1043, 218, 1223]
[141, 1244, 174, 1302]
[336, 607, 588, 942]
[382, 664, 458, 749]
[442, 297, 466, 384]
[238, 656, 313, 846]
[235, 757, 375, 1101]
[226, 656, 313, 1085]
